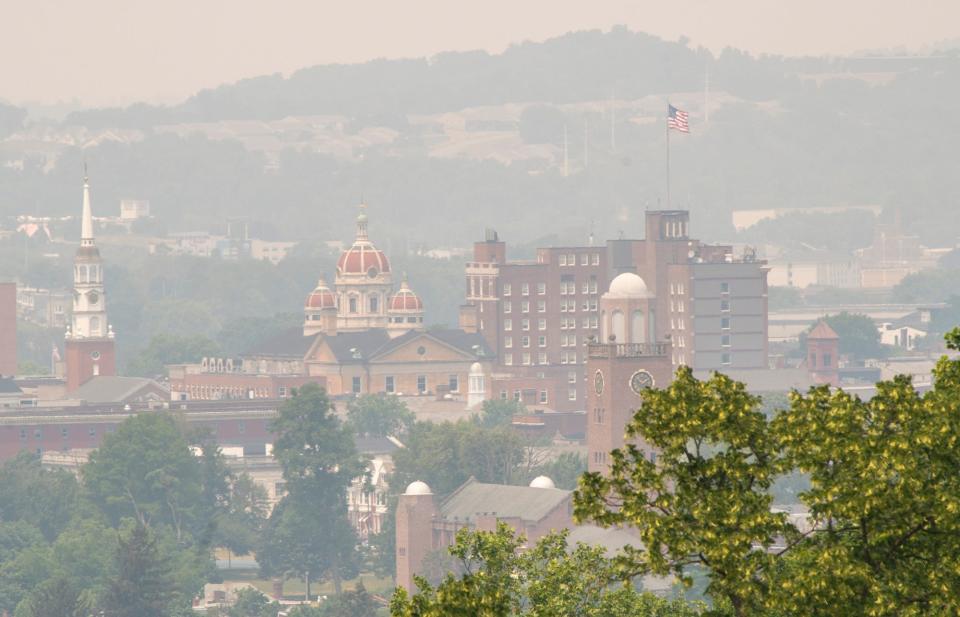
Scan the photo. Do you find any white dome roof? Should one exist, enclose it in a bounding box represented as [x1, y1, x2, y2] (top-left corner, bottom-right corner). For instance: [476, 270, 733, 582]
[606, 272, 652, 298]
[404, 480, 433, 496]
[529, 475, 556, 489]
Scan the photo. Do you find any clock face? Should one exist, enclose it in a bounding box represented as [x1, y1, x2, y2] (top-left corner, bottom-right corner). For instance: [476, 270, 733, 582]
[630, 370, 654, 395]
[594, 370, 604, 395]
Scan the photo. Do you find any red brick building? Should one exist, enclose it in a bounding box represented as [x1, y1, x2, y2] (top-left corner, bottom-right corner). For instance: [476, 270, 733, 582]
[806, 321, 840, 386]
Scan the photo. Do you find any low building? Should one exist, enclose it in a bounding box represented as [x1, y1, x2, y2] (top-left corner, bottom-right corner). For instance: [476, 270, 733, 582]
[70, 376, 169, 405]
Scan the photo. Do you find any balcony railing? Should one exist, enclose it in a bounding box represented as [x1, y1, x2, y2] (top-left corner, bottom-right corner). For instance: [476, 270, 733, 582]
[587, 342, 668, 359]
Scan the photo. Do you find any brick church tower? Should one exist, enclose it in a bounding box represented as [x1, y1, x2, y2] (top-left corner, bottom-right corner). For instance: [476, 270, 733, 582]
[586, 273, 673, 474]
[807, 321, 839, 387]
[65, 175, 115, 391]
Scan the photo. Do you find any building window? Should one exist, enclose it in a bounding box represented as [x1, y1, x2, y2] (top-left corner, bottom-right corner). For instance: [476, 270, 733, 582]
[352, 376, 362, 393]
[559, 254, 567, 266]
[278, 386, 287, 397]
[592, 253, 600, 265]
[537, 282, 546, 295]
[568, 387, 577, 401]
[504, 303, 512, 314]
[721, 317, 730, 330]
[88, 427, 96, 437]
[521, 319, 530, 331]
[521, 301, 529, 313]
[449, 374, 459, 392]
[349, 297, 358, 313]
[538, 352, 548, 365]
[568, 370, 577, 384]
[238, 421, 246, 435]
[568, 253, 575, 265]
[504, 319, 512, 331]
[521, 283, 529, 296]
[537, 300, 546, 313]
[721, 335, 730, 347]
[823, 353, 832, 367]
[538, 336, 546, 347]
[503, 283, 511, 296]
[369, 295, 379, 313]
[385, 376, 395, 393]
[500, 390, 508, 400]
[19, 428, 26, 441]
[538, 319, 546, 330]
[721, 282, 730, 294]
[539, 390, 548, 404]
[417, 376, 427, 394]
[522, 336, 530, 348]
[720, 300, 730, 312]
[505, 336, 513, 348]
[721, 353, 731, 366]
[504, 354, 513, 366]
[580, 253, 588, 266]
[520, 353, 530, 365]
[34, 428, 42, 440]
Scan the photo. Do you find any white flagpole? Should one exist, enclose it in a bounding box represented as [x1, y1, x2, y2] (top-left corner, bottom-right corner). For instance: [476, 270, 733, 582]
[666, 106, 671, 208]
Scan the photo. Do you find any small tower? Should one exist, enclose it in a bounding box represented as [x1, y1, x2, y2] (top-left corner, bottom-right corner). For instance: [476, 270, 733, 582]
[335, 203, 393, 332]
[467, 361, 486, 409]
[587, 273, 673, 474]
[65, 175, 116, 391]
[303, 277, 338, 336]
[395, 480, 438, 592]
[807, 321, 840, 387]
[387, 274, 424, 337]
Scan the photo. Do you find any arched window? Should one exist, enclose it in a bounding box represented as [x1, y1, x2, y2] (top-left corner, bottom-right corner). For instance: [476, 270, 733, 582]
[89, 316, 100, 336]
[349, 296, 358, 313]
[369, 295, 379, 313]
[612, 311, 625, 343]
[631, 311, 645, 344]
[80, 265, 88, 283]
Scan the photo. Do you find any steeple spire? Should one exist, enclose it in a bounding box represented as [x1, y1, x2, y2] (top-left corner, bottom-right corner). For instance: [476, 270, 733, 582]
[80, 174, 95, 247]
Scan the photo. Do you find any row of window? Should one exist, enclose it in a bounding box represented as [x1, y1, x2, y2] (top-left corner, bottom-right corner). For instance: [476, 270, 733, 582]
[502, 299, 600, 314]
[557, 253, 601, 267]
[19, 425, 112, 440]
[503, 282, 546, 296]
[502, 277, 601, 298]
[502, 351, 579, 366]
[500, 389, 550, 404]
[360, 374, 460, 395]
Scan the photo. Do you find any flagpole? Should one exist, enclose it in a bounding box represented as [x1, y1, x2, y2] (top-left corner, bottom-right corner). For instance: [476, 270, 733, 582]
[666, 106, 671, 208]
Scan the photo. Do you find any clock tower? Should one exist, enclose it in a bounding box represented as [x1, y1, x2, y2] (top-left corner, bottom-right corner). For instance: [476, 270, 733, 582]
[586, 273, 673, 474]
[65, 175, 116, 392]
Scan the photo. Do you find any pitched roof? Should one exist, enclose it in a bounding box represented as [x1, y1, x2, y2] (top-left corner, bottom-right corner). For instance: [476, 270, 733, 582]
[808, 321, 839, 340]
[323, 329, 393, 364]
[372, 328, 494, 360]
[567, 525, 640, 556]
[71, 376, 168, 404]
[244, 327, 319, 357]
[438, 478, 571, 523]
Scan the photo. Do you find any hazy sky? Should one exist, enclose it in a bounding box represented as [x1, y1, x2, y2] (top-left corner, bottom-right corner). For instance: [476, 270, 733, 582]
[2, 0, 958, 107]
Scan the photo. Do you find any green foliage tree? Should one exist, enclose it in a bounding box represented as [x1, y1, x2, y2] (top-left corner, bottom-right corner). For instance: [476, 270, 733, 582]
[227, 587, 281, 617]
[100, 522, 178, 617]
[346, 393, 415, 437]
[126, 333, 221, 377]
[528, 451, 586, 490]
[261, 383, 367, 595]
[0, 452, 80, 541]
[14, 575, 87, 617]
[474, 399, 524, 428]
[83, 414, 208, 542]
[317, 581, 378, 617]
[390, 523, 706, 617]
[574, 367, 792, 617]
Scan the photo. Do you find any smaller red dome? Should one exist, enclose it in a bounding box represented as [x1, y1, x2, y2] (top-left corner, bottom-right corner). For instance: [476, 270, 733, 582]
[305, 278, 336, 310]
[389, 277, 423, 312]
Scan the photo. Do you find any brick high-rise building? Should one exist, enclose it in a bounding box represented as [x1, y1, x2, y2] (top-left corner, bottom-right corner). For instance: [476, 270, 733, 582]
[462, 230, 608, 410]
[608, 210, 769, 371]
[0, 282, 15, 377]
[65, 176, 116, 392]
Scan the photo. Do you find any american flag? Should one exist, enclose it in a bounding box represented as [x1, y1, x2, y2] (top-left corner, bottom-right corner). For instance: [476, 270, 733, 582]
[668, 105, 689, 133]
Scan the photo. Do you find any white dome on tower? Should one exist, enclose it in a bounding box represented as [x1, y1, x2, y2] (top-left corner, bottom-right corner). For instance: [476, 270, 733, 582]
[404, 480, 433, 495]
[529, 475, 556, 489]
[605, 272, 652, 299]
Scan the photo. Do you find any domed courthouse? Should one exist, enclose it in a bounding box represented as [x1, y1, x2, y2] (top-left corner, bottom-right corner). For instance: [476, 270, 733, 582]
[169, 204, 492, 401]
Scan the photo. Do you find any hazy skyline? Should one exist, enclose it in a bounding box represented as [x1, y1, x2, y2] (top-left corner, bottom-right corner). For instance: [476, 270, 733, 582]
[1, 0, 958, 107]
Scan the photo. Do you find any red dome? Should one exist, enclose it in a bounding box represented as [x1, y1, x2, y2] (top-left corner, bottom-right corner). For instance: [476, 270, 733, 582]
[389, 279, 422, 312]
[337, 242, 391, 276]
[305, 279, 336, 309]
